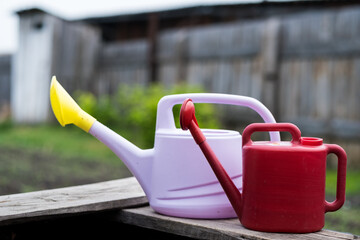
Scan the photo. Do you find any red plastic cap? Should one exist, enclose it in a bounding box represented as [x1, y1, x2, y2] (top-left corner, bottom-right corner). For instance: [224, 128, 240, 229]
[180, 98, 205, 144]
[300, 137, 323, 146]
[180, 98, 198, 130]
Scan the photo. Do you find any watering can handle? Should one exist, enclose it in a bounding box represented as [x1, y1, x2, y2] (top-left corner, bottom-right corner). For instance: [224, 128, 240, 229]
[324, 144, 347, 212]
[156, 93, 281, 142]
[242, 123, 301, 146]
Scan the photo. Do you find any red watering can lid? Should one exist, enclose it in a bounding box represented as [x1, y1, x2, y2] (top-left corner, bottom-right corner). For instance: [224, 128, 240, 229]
[300, 137, 323, 146]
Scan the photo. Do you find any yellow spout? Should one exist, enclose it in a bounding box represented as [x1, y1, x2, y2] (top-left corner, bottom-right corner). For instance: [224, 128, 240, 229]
[50, 76, 96, 132]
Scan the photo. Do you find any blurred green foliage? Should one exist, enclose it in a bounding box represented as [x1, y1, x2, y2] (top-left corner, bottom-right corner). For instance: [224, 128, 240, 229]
[75, 83, 220, 148]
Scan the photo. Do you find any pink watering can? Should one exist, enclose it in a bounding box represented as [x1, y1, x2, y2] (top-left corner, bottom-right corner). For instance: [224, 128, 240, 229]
[50, 76, 280, 219]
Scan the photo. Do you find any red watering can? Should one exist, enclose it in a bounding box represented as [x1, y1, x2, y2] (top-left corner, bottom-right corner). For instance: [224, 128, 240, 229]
[180, 98, 347, 233]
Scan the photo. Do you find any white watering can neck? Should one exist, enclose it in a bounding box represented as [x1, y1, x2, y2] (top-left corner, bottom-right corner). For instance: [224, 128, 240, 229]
[155, 93, 281, 142]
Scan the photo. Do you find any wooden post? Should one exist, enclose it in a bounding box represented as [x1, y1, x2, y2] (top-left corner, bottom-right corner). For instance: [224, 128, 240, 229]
[12, 9, 60, 124]
[175, 31, 188, 83]
[13, 8, 100, 124]
[0, 54, 11, 121]
[261, 17, 281, 120]
[148, 13, 159, 83]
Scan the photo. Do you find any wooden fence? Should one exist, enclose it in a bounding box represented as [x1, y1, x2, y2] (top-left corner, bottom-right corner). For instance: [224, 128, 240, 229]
[5, 6, 360, 165]
[95, 6, 360, 165]
[0, 54, 11, 121]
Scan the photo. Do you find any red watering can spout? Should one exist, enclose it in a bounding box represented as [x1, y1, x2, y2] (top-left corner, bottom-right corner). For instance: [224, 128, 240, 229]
[180, 98, 243, 219]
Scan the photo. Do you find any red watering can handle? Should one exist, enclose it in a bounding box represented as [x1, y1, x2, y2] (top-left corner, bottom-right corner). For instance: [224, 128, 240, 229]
[324, 144, 347, 212]
[242, 123, 301, 146]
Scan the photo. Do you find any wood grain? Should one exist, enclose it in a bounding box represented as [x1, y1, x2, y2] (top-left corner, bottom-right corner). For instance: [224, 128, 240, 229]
[0, 55, 11, 105]
[118, 206, 358, 240]
[0, 177, 147, 226]
[0, 176, 357, 239]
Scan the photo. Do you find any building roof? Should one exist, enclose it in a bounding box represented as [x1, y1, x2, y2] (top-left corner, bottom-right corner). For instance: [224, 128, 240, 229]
[79, 0, 360, 24]
[15, 0, 360, 42]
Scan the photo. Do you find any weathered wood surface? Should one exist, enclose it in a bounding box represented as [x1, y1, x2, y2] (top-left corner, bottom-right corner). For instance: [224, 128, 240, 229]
[12, 9, 101, 124]
[11, 6, 360, 145]
[0, 177, 147, 226]
[0, 176, 357, 239]
[8, 6, 360, 162]
[0, 55, 11, 104]
[96, 6, 360, 137]
[52, 19, 101, 94]
[0, 54, 11, 121]
[97, 40, 148, 95]
[11, 6, 360, 133]
[12, 11, 55, 123]
[118, 206, 358, 240]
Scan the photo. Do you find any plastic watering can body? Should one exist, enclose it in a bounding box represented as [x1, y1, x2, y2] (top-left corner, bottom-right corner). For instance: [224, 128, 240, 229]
[148, 94, 280, 218]
[240, 123, 347, 232]
[180, 101, 347, 233]
[151, 128, 242, 218]
[49, 77, 280, 219]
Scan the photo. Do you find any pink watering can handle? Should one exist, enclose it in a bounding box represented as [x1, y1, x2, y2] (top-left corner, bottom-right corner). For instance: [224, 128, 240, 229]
[156, 93, 281, 142]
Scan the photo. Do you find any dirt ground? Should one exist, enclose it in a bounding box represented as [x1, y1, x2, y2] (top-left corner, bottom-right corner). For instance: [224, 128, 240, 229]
[0, 146, 132, 195]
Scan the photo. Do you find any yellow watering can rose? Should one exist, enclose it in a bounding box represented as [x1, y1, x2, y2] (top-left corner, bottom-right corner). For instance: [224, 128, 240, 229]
[50, 76, 96, 132]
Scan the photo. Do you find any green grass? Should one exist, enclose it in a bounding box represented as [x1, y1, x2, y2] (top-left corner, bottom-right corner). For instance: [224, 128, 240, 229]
[0, 123, 119, 163]
[325, 170, 360, 235]
[325, 207, 360, 235]
[326, 169, 360, 197]
[1, 124, 358, 194]
[0, 123, 134, 194]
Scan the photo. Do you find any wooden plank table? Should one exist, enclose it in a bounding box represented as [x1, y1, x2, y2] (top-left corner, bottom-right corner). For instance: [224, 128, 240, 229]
[0, 177, 357, 239]
[0, 177, 147, 226]
[119, 207, 357, 240]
